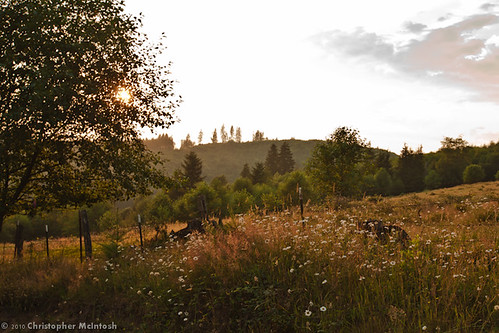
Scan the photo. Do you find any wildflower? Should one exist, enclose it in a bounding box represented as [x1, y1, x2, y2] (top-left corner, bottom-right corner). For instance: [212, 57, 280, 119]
[422, 326, 427, 331]
[283, 246, 291, 251]
[304, 310, 312, 317]
[494, 305, 499, 311]
[322, 279, 327, 284]
[93, 277, 99, 282]
[290, 268, 295, 273]
[254, 276, 258, 282]
[390, 261, 396, 266]
[359, 276, 365, 281]
[158, 259, 163, 263]
[137, 290, 142, 295]
[320, 306, 327, 312]
[148, 291, 153, 296]
[178, 311, 183, 316]
[193, 256, 198, 261]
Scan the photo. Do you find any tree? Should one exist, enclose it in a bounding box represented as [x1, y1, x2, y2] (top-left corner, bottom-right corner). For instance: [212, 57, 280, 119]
[180, 134, 194, 149]
[424, 170, 442, 190]
[396, 144, 425, 193]
[0, 0, 180, 231]
[235, 127, 242, 143]
[306, 127, 369, 197]
[278, 142, 295, 174]
[375, 150, 392, 172]
[181, 152, 204, 188]
[374, 168, 392, 195]
[264, 144, 280, 175]
[211, 129, 218, 143]
[198, 130, 203, 145]
[240, 163, 251, 179]
[229, 125, 235, 142]
[253, 130, 265, 142]
[435, 137, 470, 187]
[143, 134, 175, 151]
[220, 125, 228, 143]
[251, 162, 267, 184]
[463, 164, 485, 184]
[440, 136, 468, 150]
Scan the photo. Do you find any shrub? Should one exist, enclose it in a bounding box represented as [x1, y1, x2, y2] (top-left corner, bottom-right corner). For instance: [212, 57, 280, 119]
[463, 164, 485, 184]
[425, 170, 442, 190]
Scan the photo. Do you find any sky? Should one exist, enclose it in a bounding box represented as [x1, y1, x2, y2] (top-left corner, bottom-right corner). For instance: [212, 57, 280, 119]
[125, 0, 499, 152]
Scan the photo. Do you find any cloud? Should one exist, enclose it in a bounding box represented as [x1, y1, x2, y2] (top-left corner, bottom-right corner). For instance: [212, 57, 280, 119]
[403, 21, 427, 33]
[312, 14, 499, 103]
[480, 3, 496, 11]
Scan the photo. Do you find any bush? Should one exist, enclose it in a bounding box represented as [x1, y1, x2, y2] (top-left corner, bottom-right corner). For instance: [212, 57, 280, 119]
[232, 177, 254, 193]
[463, 164, 485, 184]
[375, 168, 392, 195]
[425, 170, 442, 190]
[229, 190, 255, 214]
[277, 171, 313, 205]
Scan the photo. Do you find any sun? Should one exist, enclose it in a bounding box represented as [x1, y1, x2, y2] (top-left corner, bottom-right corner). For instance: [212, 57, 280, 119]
[116, 88, 131, 103]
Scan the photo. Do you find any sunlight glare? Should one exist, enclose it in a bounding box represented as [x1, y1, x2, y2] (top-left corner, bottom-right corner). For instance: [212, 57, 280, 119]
[116, 88, 132, 103]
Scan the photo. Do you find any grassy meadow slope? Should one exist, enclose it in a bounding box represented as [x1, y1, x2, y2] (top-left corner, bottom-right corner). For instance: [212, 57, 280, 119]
[0, 182, 498, 332]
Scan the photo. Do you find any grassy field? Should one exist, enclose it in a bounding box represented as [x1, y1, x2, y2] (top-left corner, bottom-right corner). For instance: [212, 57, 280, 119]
[0, 182, 498, 332]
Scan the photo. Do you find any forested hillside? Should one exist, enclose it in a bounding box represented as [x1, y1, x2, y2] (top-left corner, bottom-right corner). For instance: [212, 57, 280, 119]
[144, 138, 323, 182]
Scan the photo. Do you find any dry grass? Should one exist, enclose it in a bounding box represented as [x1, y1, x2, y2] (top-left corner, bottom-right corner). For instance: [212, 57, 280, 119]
[0, 182, 498, 332]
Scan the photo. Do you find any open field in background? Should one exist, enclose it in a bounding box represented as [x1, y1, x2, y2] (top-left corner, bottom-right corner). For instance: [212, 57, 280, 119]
[0, 182, 498, 332]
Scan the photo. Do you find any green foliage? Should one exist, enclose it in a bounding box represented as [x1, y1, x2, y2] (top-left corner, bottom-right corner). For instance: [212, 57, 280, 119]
[229, 190, 255, 214]
[145, 191, 174, 225]
[181, 151, 204, 188]
[240, 163, 252, 179]
[251, 162, 268, 184]
[375, 168, 392, 196]
[306, 127, 369, 197]
[264, 144, 280, 175]
[277, 171, 312, 206]
[232, 177, 254, 193]
[397, 144, 425, 193]
[0, 0, 179, 230]
[278, 142, 295, 174]
[463, 164, 485, 184]
[424, 170, 442, 190]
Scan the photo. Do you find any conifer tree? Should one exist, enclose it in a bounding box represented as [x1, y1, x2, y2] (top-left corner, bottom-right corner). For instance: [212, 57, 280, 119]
[211, 129, 218, 143]
[240, 163, 251, 179]
[265, 143, 280, 175]
[181, 151, 204, 188]
[397, 144, 425, 193]
[253, 130, 265, 142]
[180, 134, 194, 149]
[198, 130, 203, 145]
[251, 162, 267, 184]
[278, 142, 295, 174]
[235, 127, 242, 143]
[229, 125, 235, 141]
[220, 125, 228, 143]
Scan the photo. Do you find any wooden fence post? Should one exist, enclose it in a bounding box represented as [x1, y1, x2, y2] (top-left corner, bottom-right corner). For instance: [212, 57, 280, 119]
[138, 214, 143, 250]
[299, 186, 304, 226]
[80, 210, 92, 259]
[45, 225, 49, 258]
[14, 222, 23, 259]
[79, 210, 83, 263]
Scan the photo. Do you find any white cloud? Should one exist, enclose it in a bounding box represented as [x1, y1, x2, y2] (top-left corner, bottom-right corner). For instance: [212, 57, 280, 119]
[312, 14, 499, 103]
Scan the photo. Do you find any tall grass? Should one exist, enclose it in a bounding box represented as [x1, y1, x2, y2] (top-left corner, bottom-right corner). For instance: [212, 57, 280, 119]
[0, 183, 498, 332]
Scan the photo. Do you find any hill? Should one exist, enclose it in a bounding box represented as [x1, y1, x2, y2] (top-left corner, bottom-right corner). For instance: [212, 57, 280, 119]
[145, 139, 322, 182]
